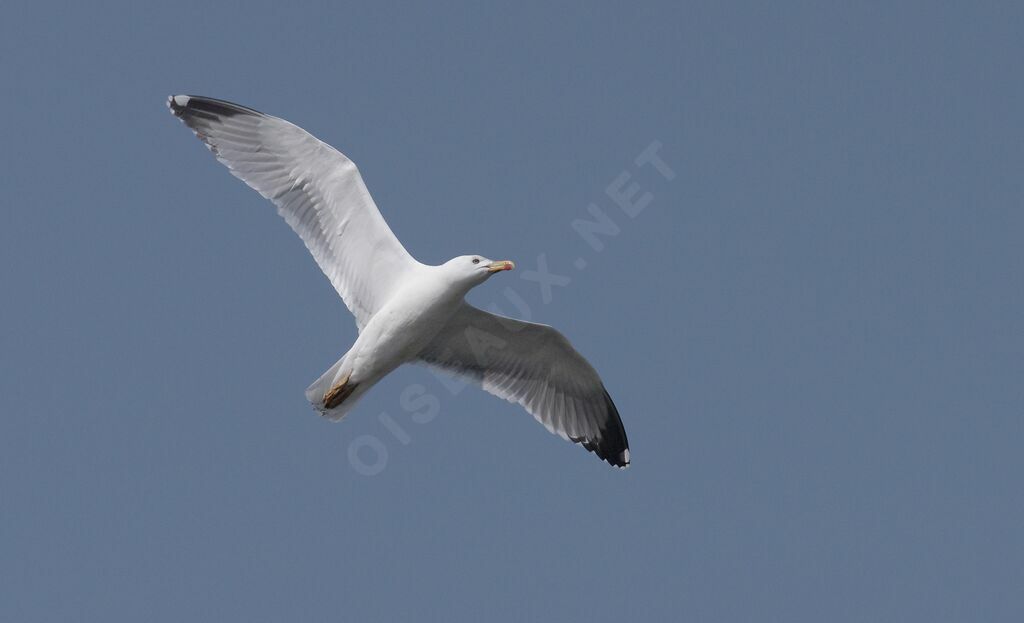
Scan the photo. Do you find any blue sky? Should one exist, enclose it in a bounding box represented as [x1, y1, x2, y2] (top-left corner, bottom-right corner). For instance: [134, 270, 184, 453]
[1, 1, 1022, 621]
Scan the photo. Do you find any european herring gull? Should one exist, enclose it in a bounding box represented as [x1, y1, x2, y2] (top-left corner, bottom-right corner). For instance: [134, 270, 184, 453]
[167, 95, 630, 468]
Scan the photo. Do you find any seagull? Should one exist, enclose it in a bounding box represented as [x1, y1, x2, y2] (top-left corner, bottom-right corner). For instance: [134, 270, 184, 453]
[167, 95, 630, 468]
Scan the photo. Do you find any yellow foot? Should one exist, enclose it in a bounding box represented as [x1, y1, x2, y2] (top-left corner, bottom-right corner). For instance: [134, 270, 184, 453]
[323, 373, 358, 410]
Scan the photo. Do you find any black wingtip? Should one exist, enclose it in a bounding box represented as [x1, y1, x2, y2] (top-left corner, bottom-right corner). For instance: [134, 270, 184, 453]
[571, 388, 630, 469]
[599, 388, 631, 468]
[166, 95, 266, 120]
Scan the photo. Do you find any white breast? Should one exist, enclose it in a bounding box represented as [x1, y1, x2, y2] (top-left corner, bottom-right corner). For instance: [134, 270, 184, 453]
[346, 266, 463, 381]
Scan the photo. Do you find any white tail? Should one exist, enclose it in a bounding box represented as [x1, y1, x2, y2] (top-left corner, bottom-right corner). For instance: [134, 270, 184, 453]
[305, 352, 371, 422]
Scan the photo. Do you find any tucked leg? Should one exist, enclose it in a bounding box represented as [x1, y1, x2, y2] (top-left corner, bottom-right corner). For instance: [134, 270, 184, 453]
[323, 372, 359, 409]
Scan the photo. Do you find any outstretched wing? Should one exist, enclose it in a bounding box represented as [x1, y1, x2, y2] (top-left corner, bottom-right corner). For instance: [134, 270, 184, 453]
[168, 95, 417, 329]
[418, 303, 630, 468]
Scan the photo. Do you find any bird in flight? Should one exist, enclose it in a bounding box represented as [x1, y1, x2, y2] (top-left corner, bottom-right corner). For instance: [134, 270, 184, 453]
[167, 95, 630, 468]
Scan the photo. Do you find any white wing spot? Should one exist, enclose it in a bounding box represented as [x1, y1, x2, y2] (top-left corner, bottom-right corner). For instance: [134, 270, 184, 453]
[173, 95, 191, 107]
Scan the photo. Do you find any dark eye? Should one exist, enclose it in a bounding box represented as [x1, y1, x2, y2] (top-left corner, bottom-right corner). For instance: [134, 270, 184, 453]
[472, 258, 480, 264]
